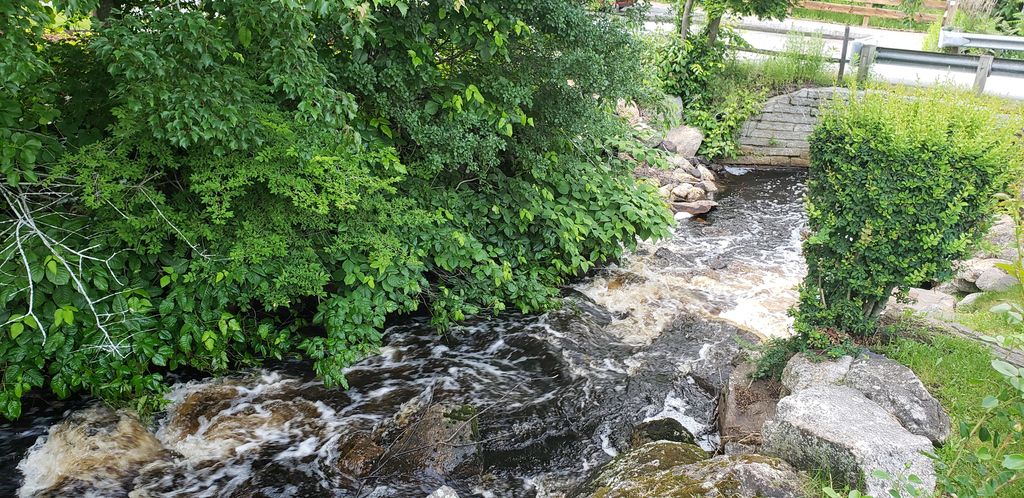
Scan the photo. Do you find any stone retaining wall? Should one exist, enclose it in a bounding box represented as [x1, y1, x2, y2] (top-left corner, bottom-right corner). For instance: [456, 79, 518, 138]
[720, 87, 846, 168]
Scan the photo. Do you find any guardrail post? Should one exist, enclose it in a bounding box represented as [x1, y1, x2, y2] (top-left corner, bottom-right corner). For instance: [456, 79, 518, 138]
[973, 54, 994, 95]
[857, 44, 876, 83]
[838, 25, 851, 80]
[943, 0, 958, 27]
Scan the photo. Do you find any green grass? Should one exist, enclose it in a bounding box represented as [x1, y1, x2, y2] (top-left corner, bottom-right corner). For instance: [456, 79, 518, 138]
[789, 7, 931, 31]
[957, 285, 1024, 340]
[875, 326, 1024, 496]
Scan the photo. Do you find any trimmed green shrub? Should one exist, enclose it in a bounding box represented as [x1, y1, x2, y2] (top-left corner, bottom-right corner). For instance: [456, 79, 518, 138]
[795, 87, 1024, 351]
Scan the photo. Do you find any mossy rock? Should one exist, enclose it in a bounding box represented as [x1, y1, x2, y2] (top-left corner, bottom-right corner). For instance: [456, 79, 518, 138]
[575, 441, 807, 498]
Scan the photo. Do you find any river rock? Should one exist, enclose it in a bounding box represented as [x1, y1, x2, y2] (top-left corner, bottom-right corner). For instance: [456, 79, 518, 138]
[574, 441, 806, 498]
[953, 259, 1010, 293]
[671, 184, 701, 201]
[762, 386, 936, 497]
[845, 352, 950, 444]
[428, 485, 460, 498]
[631, 418, 695, 447]
[671, 200, 718, 215]
[696, 164, 716, 182]
[719, 361, 781, 450]
[976, 266, 1018, 292]
[781, 354, 853, 394]
[699, 180, 720, 194]
[377, 404, 481, 478]
[663, 125, 704, 158]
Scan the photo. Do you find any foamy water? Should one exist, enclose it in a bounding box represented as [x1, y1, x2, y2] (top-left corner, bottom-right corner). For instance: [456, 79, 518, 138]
[576, 168, 806, 342]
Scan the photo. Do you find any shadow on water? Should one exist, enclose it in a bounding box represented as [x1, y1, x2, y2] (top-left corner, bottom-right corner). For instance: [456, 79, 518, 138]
[4, 168, 807, 498]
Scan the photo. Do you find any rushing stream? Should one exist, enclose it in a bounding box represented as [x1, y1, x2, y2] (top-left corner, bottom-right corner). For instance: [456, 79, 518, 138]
[2, 169, 806, 498]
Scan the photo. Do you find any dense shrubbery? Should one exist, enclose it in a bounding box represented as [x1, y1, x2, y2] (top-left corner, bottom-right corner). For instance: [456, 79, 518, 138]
[0, 0, 673, 419]
[794, 87, 1024, 353]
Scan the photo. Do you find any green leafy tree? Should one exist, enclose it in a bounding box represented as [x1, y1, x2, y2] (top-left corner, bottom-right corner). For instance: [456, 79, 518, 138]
[794, 87, 1024, 351]
[0, 0, 672, 419]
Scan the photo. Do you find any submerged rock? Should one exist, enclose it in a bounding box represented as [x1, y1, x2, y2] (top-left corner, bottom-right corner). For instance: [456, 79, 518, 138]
[762, 386, 936, 497]
[378, 404, 481, 478]
[631, 418, 695, 447]
[574, 441, 806, 498]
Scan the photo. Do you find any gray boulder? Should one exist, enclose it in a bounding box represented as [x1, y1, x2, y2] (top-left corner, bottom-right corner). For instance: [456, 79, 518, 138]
[780, 353, 950, 444]
[663, 125, 704, 158]
[781, 354, 853, 393]
[976, 266, 1018, 292]
[846, 353, 950, 444]
[762, 386, 935, 498]
[671, 200, 718, 215]
[428, 486, 460, 498]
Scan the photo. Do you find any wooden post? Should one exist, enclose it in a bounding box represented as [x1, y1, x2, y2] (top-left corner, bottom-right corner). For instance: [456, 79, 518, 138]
[973, 54, 994, 95]
[943, 0, 958, 27]
[837, 25, 851, 81]
[857, 44, 876, 83]
[861, 16, 870, 27]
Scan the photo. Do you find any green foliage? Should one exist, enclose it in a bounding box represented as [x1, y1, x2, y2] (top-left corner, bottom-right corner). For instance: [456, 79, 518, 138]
[751, 336, 804, 380]
[794, 86, 1024, 352]
[758, 33, 830, 88]
[0, 0, 673, 419]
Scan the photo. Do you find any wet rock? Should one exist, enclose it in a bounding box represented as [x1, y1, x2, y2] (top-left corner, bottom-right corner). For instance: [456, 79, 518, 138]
[631, 418, 695, 447]
[663, 125, 704, 158]
[336, 434, 385, 477]
[762, 386, 935, 497]
[781, 354, 853, 394]
[845, 352, 950, 444]
[428, 485, 460, 498]
[719, 362, 782, 449]
[671, 200, 718, 215]
[378, 404, 481, 478]
[976, 266, 1018, 292]
[574, 441, 806, 498]
[958, 292, 985, 310]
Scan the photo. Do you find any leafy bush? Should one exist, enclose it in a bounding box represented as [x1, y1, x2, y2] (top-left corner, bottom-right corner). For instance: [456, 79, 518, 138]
[0, 0, 673, 419]
[757, 33, 830, 89]
[794, 87, 1024, 351]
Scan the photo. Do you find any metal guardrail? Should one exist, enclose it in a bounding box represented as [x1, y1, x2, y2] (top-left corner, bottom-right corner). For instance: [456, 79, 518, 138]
[939, 30, 1024, 52]
[872, 46, 1024, 77]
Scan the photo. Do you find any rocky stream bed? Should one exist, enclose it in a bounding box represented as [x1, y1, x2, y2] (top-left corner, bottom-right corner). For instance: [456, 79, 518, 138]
[2, 169, 811, 497]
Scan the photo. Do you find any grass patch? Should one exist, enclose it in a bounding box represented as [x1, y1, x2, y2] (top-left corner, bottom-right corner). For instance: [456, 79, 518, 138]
[789, 7, 930, 31]
[957, 285, 1024, 340]
[876, 326, 1024, 496]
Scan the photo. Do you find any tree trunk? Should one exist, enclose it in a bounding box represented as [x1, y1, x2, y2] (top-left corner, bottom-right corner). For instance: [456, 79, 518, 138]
[679, 0, 696, 42]
[706, 14, 722, 46]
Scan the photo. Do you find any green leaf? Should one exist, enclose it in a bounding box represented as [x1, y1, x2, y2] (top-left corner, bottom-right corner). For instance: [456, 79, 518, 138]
[992, 359, 1018, 378]
[1003, 454, 1024, 470]
[982, 395, 999, 409]
[238, 25, 252, 48]
[160, 275, 171, 288]
[9, 322, 23, 339]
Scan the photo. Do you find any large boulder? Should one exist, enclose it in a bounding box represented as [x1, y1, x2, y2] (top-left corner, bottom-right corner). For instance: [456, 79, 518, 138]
[762, 386, 935, 497]
[845, 353, 950, 444]
[574, 441, 806, 498]
[779, 353, 949, 444]
[886, 288, 956, 320]
[976, 266, 1019, 292]
[662, 125, 704, 158]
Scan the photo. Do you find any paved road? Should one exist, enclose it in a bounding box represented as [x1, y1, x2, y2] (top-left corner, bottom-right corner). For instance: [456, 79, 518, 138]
[644, 2, 1024, 100]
